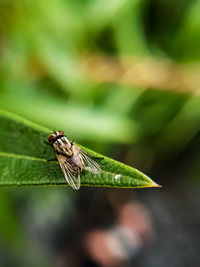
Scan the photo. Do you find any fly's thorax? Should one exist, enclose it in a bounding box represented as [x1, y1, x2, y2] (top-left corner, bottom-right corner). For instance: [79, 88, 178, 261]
[53, 136, 73, 156]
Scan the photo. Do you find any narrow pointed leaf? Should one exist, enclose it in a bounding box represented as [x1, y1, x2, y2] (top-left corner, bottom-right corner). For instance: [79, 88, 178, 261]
[0, 109, 159, 189]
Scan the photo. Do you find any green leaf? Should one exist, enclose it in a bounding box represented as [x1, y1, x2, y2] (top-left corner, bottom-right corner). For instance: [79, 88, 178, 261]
[0, 109, 159, 189]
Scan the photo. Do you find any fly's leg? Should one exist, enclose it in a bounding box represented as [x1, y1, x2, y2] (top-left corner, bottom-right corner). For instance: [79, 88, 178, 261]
[47, 158, 58, 162]
[90, 156, 104, 160]
[44, 141, 49, 145]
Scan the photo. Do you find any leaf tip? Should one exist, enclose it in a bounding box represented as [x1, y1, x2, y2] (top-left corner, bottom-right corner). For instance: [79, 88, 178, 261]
[148, 180, 162, 188]
[144, 175, 161, 188]
[153, 182, 162, 188]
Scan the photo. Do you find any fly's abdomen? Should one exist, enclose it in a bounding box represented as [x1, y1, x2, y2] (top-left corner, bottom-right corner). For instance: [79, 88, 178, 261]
[67, 157, 82, 173]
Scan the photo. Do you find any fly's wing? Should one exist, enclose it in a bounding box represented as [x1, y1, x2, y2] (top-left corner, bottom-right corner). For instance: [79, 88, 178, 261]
[57, 154, 80, 190]
[74, 145, 101, 174]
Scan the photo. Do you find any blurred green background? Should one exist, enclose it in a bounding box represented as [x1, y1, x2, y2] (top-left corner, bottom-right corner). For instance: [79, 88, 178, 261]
[0, 0, 200, 266]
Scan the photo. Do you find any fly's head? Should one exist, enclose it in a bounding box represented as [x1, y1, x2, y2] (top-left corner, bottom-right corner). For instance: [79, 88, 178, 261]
[48, 131, 64, 144]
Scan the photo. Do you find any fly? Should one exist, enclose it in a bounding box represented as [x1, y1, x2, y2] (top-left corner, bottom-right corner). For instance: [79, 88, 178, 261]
[48, 131, 101, 190]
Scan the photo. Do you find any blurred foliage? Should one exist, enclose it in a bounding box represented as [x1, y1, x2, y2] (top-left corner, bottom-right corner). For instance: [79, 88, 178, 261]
[0, 0, 200, 266]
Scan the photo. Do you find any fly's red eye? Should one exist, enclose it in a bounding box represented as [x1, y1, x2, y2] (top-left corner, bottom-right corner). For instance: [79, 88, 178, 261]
[48, 134, 55, 143]
[58, 131, 64, 135]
